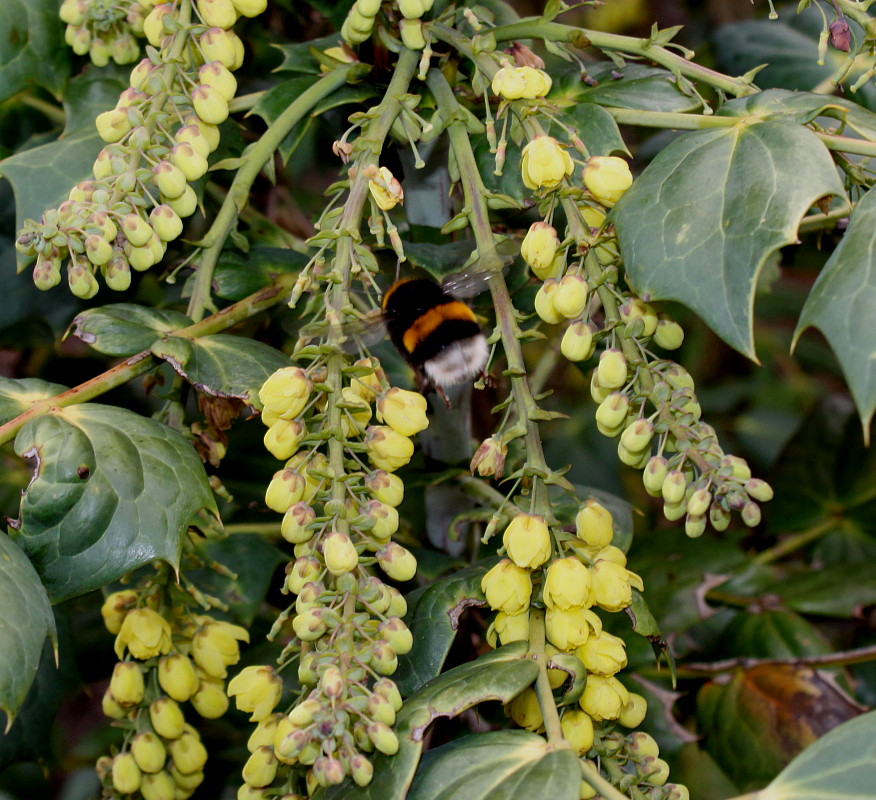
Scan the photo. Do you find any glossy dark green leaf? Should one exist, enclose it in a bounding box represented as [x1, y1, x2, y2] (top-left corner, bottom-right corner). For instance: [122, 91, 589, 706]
[720, 609, 831, 658]
[697, 664, 860, 791]
[212, 247, 308, 301]
[12, 404, 217, 602]
[409, 731, 580, 800]
[0, 534, 56, 727]
[317, 643, 539, 800]
[71, 304, 192, 357]
[0, 70, 127, 245]
[271, 34, 340, 73]
[762, 709, 876, 800]
[554, 62, 702, 113]
[613, 120, 845, 359]
[557, 102, 628, 157]
[794, 186, 876, 439]
[151, 334, 290, 405]
[771, 562, 876, 617]
[0, 0, 70, 104]
[0, 377, 68, 425]
[187, 534, 287, 626]
[395, 563, 489, 695]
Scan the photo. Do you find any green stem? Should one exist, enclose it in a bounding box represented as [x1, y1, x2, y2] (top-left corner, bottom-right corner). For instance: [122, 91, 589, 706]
[186, 64, 358, 321]
[427, 68, 553, 514]
[680, 641, 876, 675]
[753, 517, 841, 565]
[490, 21, 759, 97]
[528, 608, 565, 745]
[579, 759, 631, 800]
[0, 271, 298, 446]
[17, 93, 66, 126]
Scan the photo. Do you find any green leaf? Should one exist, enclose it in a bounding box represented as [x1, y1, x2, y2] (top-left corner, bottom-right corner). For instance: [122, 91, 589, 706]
[271, 35, 341, 73]
[613, 120, 845, 359]
[409, 731, 580, 800]
[760, 709, 876, 800]
[12, 404, 217, 602]
[0, 534, 56, 728]
[771, 562, 876, 618]
[697, 664, 860, 791]
[0, 69, 127, 243]
[556, 102, 628, 157]
[720, 609, 831, 658]
[187, 534, 287, 627]
[212, 247, 308, 301]
[793, 186, 876, 439]
[0, 377, 68, 425]
[403, 241, 482, 282]
[0, 0, 70, 104]
[71, 304, 192, 357]
[151, 334, 290, 405]
[395, 564, 489, 696]
[554, 62, 702, 113]
[317, 643, 539, 800]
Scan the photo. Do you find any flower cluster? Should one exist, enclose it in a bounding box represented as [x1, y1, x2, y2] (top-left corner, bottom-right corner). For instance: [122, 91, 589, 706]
[236, 358, 427, 792]
[16, 0, 262, 296]
[340, 0, 433, 49]
[60, 0, 147, 66]
[491, 63, 552, 100]
[96, 584, 249, 799]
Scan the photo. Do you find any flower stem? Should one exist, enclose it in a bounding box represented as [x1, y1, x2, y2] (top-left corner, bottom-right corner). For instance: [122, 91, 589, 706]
[528, 608, 565, 745]
[580, 758, 633, 800]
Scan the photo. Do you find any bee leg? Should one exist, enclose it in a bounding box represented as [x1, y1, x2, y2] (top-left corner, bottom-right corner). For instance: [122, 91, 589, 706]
[478, 370, 496, 389]
[434, 384, 452, 409]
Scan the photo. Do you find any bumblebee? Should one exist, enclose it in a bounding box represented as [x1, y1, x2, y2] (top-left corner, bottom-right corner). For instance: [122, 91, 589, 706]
[381, 278, 489, 397]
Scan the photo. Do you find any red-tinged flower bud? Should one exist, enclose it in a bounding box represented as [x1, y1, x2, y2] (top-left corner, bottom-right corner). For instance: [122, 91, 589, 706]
[507, 687, 544, 732]
[149, 204, 183, 242]
[367, 691, 396, 726]
[349, 753, 374, 787]
[168, 730, 208, 775]
[199, 27, 238, 68]
[594, 392, 629, 434]
[653, 317, 685, 349]
[544, 557, 593, 609]
[379, 617, 413, 655]
[198, 0, 239, 28]
[561, 321, 596, 362]
[360, 499, 399, 540]
[65, 24, 90, 55]
[150, 696, 185, 739]
[228, 665, 283, 722]
[687, 488, 711, 517]
[143, 4, 174, 46]
[131, 731, 167, 774]
[110, 661, 145, 706]
[596, 348, 627, 389]
[199, 61, 238, 102]
[503, 513, 551, 569]
[521, 136, 573, 190]
[112, 752, 142, 794]
[481, 559, 532, 614]
[292, 607, 327, 641]
[745, 478, 773, 502]
[158, 654, 200, 702]
[152, 160, 187, 199]
[575, 500, 614, 548]
[741, 501, 762, 527]
[709, 503, 731, 531]
[365, 425, 414, 472]
[281, 501, 316, 544]
[247, 714, 281, 753]
[260, 367, 312, 416]
[171, 142, 208, 181]
[163, 184, 198, 218]
[370, 641, 398, 675]
[174, 125, 211, 161]
[640, 755, 670, 786]
[665, 784, 691, 800]
[100, 589, 138, 634]
[534, 279, 563, 324]
[470, 435, 507, 478]
[96, 108, 131, 143]
[553, 274, 589, 319]
[560, 709, 594, 755]
[364, 470, 404, 506]
[620, 418, 654, 454]
[661, 469, 687, 504]
[579, 674, 629, 720]
[286, 556, 320, 594]
[313, 755, 346, 787]
[59, 0, 87, 25]
[829, 19, 852, 51]
[583, 156, 633, 207]
[323, 531, 359, 576]
[618, 692, 647, 727]
[89, 38, 111, 67]
[263, 419, 307, 461]
[367, 721, 399, 755]
[376, 541, 417, 581]
[191, 83, 230, 125]
[642, 456, 668, 497]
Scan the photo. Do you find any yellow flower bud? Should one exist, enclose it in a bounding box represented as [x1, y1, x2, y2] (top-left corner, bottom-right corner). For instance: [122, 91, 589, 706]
[377, 388, 429, 436]
[583, 156, 633, 207]
[560, 709, 594, 755]
[231, 0, 267, 16]
[491, 65, 526, 99]
[199, 27, 238, 68]
[228, 665, 283, 722]
[132, 731, 167, 773]
[191, 619, 249, 678]
[323, 531, 359, 576]
[577, 630, 627, 675]
[280, 501, 316, 544]
[263, 419, 307, 461]
[503, 513, 551, 569]
[141, 770, 175, 800]
[575, 500, 614, 548]
[152, 160, 187, 199]
[259, 367, 312, 417]
[618, 692, 648, 727]
[561, 321, 595, 362]
[486, 609, 530, 647]
[112, 752, 142, 794]
[481, 559, 532, 614]
[191, 677, 230, 718]
[553, 274, 589, 319]
[596, 348, 628, 389]
[545, 606, 601, 651]
[101, 589, 138, 634]
[242, 746, 278, 788]
[102, 688, 127, 719]
[365, 425, 414, 472]
[397, 0, 424, 18]
[199, 60, 238, 102]
[368, 166, 404, 211]
[579, 674, 629, 720]
[363, 470, 404, 506]
[158, 654, 201, 702]
[469, 436, 507, 478]
[96, 108, 131, 143]
[518, 66, 552, 98]
[376, 541, 417, 581]
[150, 696, 185, 739]
[534, 279, 563, 324]
[507, 687, 543, 732]
[192, 83, 230, 125]
[590, 560, 644, 613]
[198, 0, 239, 28]
[247, 714, 282, 752]
[520, 221, 560, 279]
[149, 204, 183, 242]
[110, 661, 145, 706]
[168, 730, 208, 774]
[654, 318, 685, 349]
[400, 18, 426, 49]
[543, 557, 593, 610]
[521, 136, 573, 190]
[361, 499, 399, 540]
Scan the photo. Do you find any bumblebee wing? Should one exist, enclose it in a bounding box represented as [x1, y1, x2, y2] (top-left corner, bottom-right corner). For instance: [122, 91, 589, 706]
[299, 309, 386, 353]
[441, 237, 518, 298]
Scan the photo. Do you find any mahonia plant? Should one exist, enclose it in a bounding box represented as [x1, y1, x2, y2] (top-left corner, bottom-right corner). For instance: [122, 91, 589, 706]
[9, 0, 876, 799]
